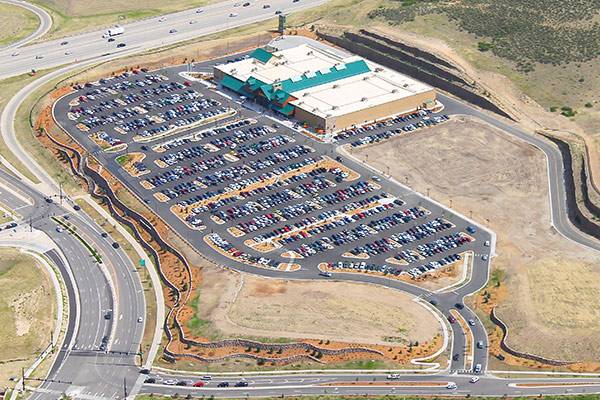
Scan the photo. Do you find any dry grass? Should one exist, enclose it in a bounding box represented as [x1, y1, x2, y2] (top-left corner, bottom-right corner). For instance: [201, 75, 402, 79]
[354, 116, 600, 361]
[0, 3, 39, 46]
[0, 249, 55, 387]
[30, 0, 217, 39]
[194, 267, 440, 345]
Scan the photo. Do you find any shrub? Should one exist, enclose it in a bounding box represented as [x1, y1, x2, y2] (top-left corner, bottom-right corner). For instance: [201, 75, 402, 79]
[477, 42, 493, 52]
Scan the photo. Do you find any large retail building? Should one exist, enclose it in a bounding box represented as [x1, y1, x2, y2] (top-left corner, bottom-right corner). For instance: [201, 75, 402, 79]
[213, 44, 436, 133]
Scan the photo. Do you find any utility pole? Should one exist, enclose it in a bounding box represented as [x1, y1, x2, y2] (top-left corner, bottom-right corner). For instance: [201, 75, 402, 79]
[139, 344, 144, 367]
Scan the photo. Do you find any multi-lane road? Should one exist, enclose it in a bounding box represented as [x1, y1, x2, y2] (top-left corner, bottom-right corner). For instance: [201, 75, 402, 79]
[0, 168, 146, 399]
[1, 0, 600, 399]
[0, 0, 326, 79]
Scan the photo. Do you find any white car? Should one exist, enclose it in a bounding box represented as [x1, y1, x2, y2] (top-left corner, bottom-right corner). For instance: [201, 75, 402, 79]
[470, 376, 480, 383]
[446, 382, 457, 390]
[484, 240, 490, 246]
[56, 226, 64, 233]
[196, 8, 204, 13]
[164, 379, 177, 385]
[229, 12, 238, 17]
[386, 373, 400, 380]
[137, 317, 143, 323]
[482, 254, 489, 261]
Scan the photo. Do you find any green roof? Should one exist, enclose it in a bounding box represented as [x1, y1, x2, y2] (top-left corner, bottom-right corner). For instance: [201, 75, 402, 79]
[250, 48, 274, 63]
[280, 60, 371, 93]
[257, 60, 371, 104]
[221, 75, 245, 93]
[271, 103, 295, 115]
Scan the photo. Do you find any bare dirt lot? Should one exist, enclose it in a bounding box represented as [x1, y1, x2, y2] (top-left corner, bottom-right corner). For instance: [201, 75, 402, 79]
[353, 116, 600, 361]
[0, 249, 55, 387]
[169, 232, 441, 347]
[189, 263, 441, 346]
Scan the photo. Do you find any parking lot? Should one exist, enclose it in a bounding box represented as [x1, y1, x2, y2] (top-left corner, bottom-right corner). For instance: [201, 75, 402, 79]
[54, 62, 484, 279]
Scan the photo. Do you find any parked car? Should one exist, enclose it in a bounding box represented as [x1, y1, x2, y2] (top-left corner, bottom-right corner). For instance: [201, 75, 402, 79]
[217, 382, 230, 387]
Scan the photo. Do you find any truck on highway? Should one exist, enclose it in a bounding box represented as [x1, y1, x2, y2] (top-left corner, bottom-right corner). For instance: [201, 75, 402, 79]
[103, 26, 125, 38]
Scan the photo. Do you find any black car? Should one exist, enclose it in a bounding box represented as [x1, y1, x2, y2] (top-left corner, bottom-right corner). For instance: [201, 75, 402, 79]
[117, 43, 126, 48]
[101, 232, 108, 238]
[176, 381, 188, 386]
[140, 368, 151, 374]
[455, 303, 464, 310]
[144, 378, 156, 384]
[112, 242, 120, 249]
[429, 299, 438, 306]
[217, 382, 230, 387]
[234, 381, 248, 387]
[45, 197, 53, 203]
[452, 353, 459, 361]
[73, 204, 81, 211]
[61, 41, 68, 45]
[104, 312, 112, 320]
[108, 37, 115, 42]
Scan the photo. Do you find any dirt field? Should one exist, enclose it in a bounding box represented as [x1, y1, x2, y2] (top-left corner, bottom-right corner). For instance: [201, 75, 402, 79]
[0, 3, 39, 46]
[0, 249, 55, 387]
[170, 231, 440, 346]
[353, 116, 600, 361]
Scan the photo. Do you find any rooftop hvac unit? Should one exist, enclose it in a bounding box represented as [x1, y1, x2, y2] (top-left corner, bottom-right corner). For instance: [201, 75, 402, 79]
[332, 105, 338, 110]
[332, 84, 339, 89]
[391, 89, 398, 93]
[363, 76, 369, 80]
[361, 97, 367, 102]
[403, 83, 409, 88]
[375, 67, 383, 72]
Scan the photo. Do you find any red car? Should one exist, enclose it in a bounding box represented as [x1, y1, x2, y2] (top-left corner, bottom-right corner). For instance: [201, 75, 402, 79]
[193, 381, 205, 387]
[448, 315, 456, 324]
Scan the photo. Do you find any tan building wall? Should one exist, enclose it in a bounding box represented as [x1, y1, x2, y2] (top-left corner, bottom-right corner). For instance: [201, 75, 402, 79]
[294, 89, 436, 132]
[326, 89, 436, 131]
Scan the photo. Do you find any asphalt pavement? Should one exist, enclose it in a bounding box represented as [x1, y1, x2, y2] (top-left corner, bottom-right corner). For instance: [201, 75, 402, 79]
[0, 168, 146, 399]
[0, 0, 326, 80]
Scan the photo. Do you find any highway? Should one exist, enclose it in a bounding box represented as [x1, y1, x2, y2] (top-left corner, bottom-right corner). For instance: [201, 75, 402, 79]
[0, 167, 146, 399]
[0, 0, 52, 50]
[0, 0, 326, 79]
[1, 0, 600, 398]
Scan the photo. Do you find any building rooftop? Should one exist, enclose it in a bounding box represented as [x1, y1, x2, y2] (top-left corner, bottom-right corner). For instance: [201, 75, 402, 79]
[216, 43, 434, 120]
[290, 65, 433, 119]
[215, 44, 358, 85]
